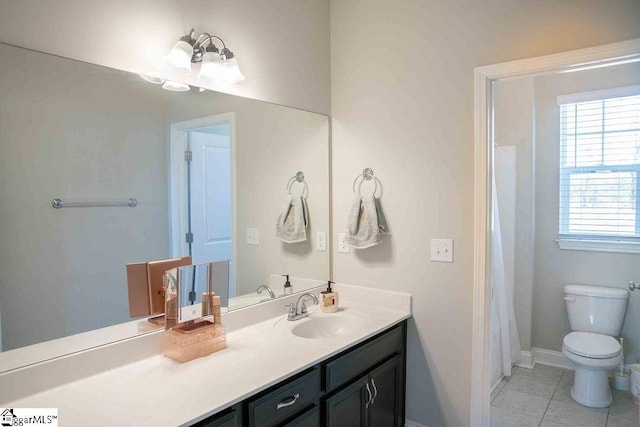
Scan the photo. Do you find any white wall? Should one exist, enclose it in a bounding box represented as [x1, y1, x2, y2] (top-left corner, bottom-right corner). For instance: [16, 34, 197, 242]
[330, 1, 640, 425]
[532, 62, 640, 364]
[0, 0, 330, 115]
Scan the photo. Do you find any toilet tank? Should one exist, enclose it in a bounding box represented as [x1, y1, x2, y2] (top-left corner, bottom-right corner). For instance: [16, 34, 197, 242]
[564, 284, 629, 336]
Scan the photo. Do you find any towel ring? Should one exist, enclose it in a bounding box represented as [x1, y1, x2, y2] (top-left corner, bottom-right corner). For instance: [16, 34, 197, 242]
[352, 168, 381, 197]
[286, 171, 308, 198]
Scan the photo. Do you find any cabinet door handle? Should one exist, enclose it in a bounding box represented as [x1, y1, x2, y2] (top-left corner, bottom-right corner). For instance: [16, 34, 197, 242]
[365, 383, 373, 408]
[370, 379, 378, 404]
[276, 393, 300, 410]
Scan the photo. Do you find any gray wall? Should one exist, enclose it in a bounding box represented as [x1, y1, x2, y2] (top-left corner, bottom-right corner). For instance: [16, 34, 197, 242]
[531, 62, 640, 364]
[330, 1, 640, 425]
[0, 0, 331, 115]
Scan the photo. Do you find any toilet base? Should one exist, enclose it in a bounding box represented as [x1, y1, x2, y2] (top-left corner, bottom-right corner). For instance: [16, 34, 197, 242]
[570, 368, 612, 408]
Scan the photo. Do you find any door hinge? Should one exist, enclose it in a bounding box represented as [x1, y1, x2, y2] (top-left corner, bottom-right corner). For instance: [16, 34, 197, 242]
[185, 232, 193, 244]
[184, 150, 192, 162]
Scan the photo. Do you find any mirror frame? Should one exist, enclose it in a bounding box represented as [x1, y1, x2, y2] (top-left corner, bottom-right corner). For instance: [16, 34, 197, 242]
[470, 38, 640, 426]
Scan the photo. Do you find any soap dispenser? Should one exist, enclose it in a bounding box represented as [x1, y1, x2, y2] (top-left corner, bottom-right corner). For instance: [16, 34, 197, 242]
[283, 274, 293, 295]
[321, 281, 339, 313]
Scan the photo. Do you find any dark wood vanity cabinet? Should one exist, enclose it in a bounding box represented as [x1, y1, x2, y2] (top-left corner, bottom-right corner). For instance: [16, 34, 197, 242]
[192, 321, 406, 427]
[366, 355, 403, 427]
[324, 344, 404, 427]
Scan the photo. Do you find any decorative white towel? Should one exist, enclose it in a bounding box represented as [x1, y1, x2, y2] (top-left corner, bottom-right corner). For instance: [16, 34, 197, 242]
[345, 195, 388, 249]
[276, 195, 309, 243]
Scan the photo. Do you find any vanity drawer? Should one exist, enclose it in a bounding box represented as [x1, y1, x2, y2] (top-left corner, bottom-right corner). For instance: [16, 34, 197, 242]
[247, 367, 321, 427]
[325, 324, 403, 392]
[282, 405, 319, 427]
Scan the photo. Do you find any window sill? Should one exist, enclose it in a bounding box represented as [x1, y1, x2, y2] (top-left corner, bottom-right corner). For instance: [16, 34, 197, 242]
[556, 238, 640, 254]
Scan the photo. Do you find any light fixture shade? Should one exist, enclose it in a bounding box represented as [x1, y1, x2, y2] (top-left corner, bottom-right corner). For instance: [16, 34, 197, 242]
[197, 51, 223, 83]
[196, 53, 244, 86]
[162, 80, 191, 92]
[217, 58, 245, 85]
[165, 40, 193, 75]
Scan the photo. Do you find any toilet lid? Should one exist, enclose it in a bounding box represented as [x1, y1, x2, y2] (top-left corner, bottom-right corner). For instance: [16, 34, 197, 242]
[563, 332, 620, 359]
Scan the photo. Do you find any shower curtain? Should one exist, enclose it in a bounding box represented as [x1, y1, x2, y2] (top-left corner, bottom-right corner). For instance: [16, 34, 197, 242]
[491, 154, 521, 380]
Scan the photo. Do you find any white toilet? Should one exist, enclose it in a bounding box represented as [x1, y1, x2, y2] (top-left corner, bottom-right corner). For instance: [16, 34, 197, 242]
[562, 284, 629, 408]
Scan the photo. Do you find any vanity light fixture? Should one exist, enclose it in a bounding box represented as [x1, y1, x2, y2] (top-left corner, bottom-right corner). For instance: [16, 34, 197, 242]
[165, 28, 245, 85]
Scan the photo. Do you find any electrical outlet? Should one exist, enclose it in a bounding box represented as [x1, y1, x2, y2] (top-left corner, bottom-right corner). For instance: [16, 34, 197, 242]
[246, 228, 260, 245]
[431, 238, 453, 262]
[338, 233, 350, 253]
[316, 231, 327, 251]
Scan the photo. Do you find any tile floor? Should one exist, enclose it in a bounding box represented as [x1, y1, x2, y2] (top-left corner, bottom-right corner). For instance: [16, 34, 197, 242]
[490, 365, 640, 427]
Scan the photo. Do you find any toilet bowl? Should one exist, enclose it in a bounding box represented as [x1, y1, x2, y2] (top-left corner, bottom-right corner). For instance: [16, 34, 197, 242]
[562, 331, 622, 407]
[563, 284, 628, 408]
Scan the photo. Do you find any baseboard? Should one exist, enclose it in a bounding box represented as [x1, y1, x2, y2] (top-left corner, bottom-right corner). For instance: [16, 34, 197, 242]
[532, 347, 573, 370]
[515, 350, 534, 369]
[405, 421, 428, 427]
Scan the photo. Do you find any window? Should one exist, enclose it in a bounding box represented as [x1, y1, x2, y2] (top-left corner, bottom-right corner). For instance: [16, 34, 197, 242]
[557, 85, 640, 253]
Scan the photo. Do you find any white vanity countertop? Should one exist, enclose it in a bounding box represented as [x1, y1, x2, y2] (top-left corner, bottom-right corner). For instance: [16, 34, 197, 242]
[2, 284, 411, 426]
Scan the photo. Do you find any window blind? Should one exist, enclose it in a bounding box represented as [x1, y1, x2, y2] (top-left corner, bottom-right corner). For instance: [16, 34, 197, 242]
[558, 87, 640, 241]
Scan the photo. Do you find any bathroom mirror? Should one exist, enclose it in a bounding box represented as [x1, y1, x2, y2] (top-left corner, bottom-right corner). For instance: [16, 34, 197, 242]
[0, 43, 330, 368]
[168, 262, 230, 324]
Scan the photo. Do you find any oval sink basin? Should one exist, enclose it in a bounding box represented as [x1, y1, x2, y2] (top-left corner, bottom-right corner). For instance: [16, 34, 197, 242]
[274, 309, 369, 339]
[291, 316, 363, 339]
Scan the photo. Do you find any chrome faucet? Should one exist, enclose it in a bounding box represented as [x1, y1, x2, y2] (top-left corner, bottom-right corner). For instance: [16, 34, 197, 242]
[256, 285, 276, 299]
[285, 293, 319, 321]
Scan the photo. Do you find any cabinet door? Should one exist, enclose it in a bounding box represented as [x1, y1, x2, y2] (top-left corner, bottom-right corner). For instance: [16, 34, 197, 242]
[368, 355, 402, 427]
[324, 376, 369, 427]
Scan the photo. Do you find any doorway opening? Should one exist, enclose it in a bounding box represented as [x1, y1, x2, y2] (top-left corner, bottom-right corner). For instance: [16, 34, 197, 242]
[169, 113, 236, 297]
[471, 39, 640, 426]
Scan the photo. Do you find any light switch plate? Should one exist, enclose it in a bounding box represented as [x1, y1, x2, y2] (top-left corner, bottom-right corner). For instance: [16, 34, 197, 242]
[338, 233, 350, 253]
[247, 228, 260, 245]
[316, 231, 327, 251]
[431, 238, 453, 262]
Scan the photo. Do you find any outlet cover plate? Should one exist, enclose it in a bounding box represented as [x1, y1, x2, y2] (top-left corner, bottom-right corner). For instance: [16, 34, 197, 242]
[431, 238, 453, 262]
[247, 228, 260, 245]
[316, 231, 327, 251]
[338, 233, 350, 253]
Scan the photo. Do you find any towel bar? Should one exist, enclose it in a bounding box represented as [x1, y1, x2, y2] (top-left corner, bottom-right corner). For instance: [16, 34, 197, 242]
[51, 197, 138, 209]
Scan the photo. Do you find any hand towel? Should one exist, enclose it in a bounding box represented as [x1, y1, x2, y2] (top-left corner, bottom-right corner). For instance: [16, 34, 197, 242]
[276, 195, 309, 243]
[345, 195, 388, 249]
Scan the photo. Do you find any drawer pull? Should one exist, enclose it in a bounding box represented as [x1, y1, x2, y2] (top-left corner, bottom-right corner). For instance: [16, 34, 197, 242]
[365, 383, 373, 408]
[370, 379, 378, 404]
[276, 393, 300, 410]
